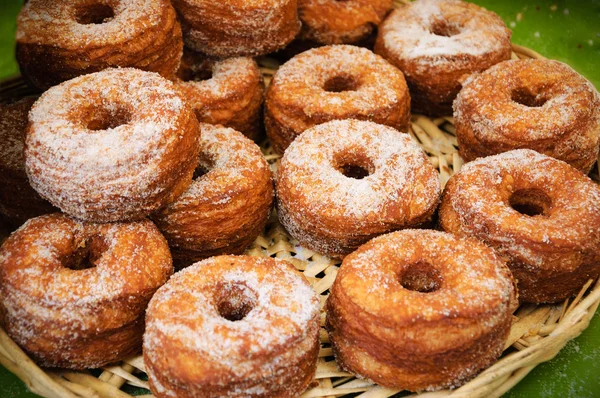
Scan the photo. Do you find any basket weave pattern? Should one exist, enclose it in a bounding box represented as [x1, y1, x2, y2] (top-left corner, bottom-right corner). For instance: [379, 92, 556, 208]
[1, 13, 600, 398]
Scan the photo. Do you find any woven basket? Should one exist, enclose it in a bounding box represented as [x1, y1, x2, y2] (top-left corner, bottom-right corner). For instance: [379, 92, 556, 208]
[1, 3, 600, 396]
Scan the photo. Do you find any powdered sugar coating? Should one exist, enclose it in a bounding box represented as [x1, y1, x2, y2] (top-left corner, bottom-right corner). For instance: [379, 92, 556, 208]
[326, 229, 517, 390]
[454, 59, 600, 173]
[440, 149, 600, 303]
[25, 68, 200, 222]
[378, 0, 510, 71]
[0, 213, 173, 368]
[277, 119, 441, 257]
[173, 0, 300, 57]
[298, 0, 392, 44]
[176, 54, 264, 140]
[143, 255, 320, 397]
[374, 0, 511, 115]
[18, 0, 166, 48]
[265, 45, 411, 153]
[151, 124, 273, 266]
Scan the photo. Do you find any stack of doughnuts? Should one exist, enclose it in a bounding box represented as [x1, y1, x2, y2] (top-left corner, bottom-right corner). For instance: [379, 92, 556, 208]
[2, 0, 600, 396]
[375, 0, 512, 115]
[171, 0, 300, 57]
[16, 0, 183, 90]
[454, 59, 600, 173]
[175, 49, 265, 141]
[265, 45, 411, 154]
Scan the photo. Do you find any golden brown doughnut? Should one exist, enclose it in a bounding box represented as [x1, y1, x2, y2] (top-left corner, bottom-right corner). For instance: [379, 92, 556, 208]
[16, 0, 183, 90]
[277, 119, 441, 258]
[25, 68, 200, 223]
[375, 0, 512, 116]
[0, 213, 173, 369]
[171, 0, 300, 58]
[265, 45, 411, 154]
[440, 149, 600, 303]
[326, 229, 517, 391]
[151, 124, 274, 268]
[176, 50, 265, 141]
[454, 59, 600, 173]
[143, 255, 320, 397]
[298, 0, 392, 44]
[0, 98, 55, 227]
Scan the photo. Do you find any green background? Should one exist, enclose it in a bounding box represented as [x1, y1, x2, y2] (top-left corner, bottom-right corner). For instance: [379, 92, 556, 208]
[1, 0, 599, 397]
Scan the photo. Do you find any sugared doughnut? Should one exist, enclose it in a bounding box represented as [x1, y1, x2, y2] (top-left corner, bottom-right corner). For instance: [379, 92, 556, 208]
[171, 0, 300, 58]
[277, 119, 441, 258]
[454, 59, 600, 173]
[176, 50, 264, 141]
[151, 124, 274, 268]
[375, 0, 512, 116]
[326, 229, 517, 391]
[440, 149, 600, 303]
[265, 45, 411, 154]
[0, 213, 173, 369]
[16, 0, 183, 90]
[25, 68, 200, 223]
[143, 255, 320, 397]
[0, 98, 55, 227]
[298, 0, 392, 44]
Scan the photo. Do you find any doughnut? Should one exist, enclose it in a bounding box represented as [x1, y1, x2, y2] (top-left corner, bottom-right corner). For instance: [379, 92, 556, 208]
[151, 124, 274, 268]
[0, 98, 55, 228]
[171, 0, 300, 58]
[374, 0, 512, 116]
[440, 149, 600, 303]
[176, 50, 265, 141]
[298, 0, 392, 44]
[326, 229, 517, 391]
[265, 45, 411, 154]
[16, 0, 183, 90]
[25, 68, 200, 223]
[277, 119, 441, 258]
[0, 213, 173, 369]
[454, 59, 600, 173]
[143, 255, 320, 397]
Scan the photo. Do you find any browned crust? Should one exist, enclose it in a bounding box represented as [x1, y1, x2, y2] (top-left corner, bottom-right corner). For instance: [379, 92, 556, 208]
[325, 229, 517, 391]
[172, 0, 300, 57]
[265, 45, 411, 154]
[16, 0, 183, 90]
[439, 150, 600, 303]
[0, 214, 173, 369]
[151, 125, 274, 269]
[374, 1, 512, 116]
[298, 0, 392, 45]
[143, 255, 320, 398]
[454, 59, 600, 173]
[176, 51, 265, 142]
[24, 69, 201, 223]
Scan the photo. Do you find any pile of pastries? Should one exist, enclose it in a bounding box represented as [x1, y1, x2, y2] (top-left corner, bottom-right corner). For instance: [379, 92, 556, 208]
[1, 0, 599, 396]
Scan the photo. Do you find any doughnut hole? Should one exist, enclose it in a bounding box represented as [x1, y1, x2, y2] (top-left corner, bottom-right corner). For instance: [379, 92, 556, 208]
[178, 66, 214, 83]
[430, 20, 462, 37]
[214, 282, 258, 322]
[323, 74, 362, 93]
[509, 188, 552, 217]
[511, 87, 548, 108]
[193, 154, 216, 180]
[82, 104, 132, 131]
[333, 151, 375, 180]
[398, 262, 442, 293]
[75, 3, 115, 25]
[63, 235, 108, 271]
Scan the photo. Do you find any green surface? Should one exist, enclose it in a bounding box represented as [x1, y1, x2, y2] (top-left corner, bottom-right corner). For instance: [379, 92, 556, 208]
[1, 0, 599, 397]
